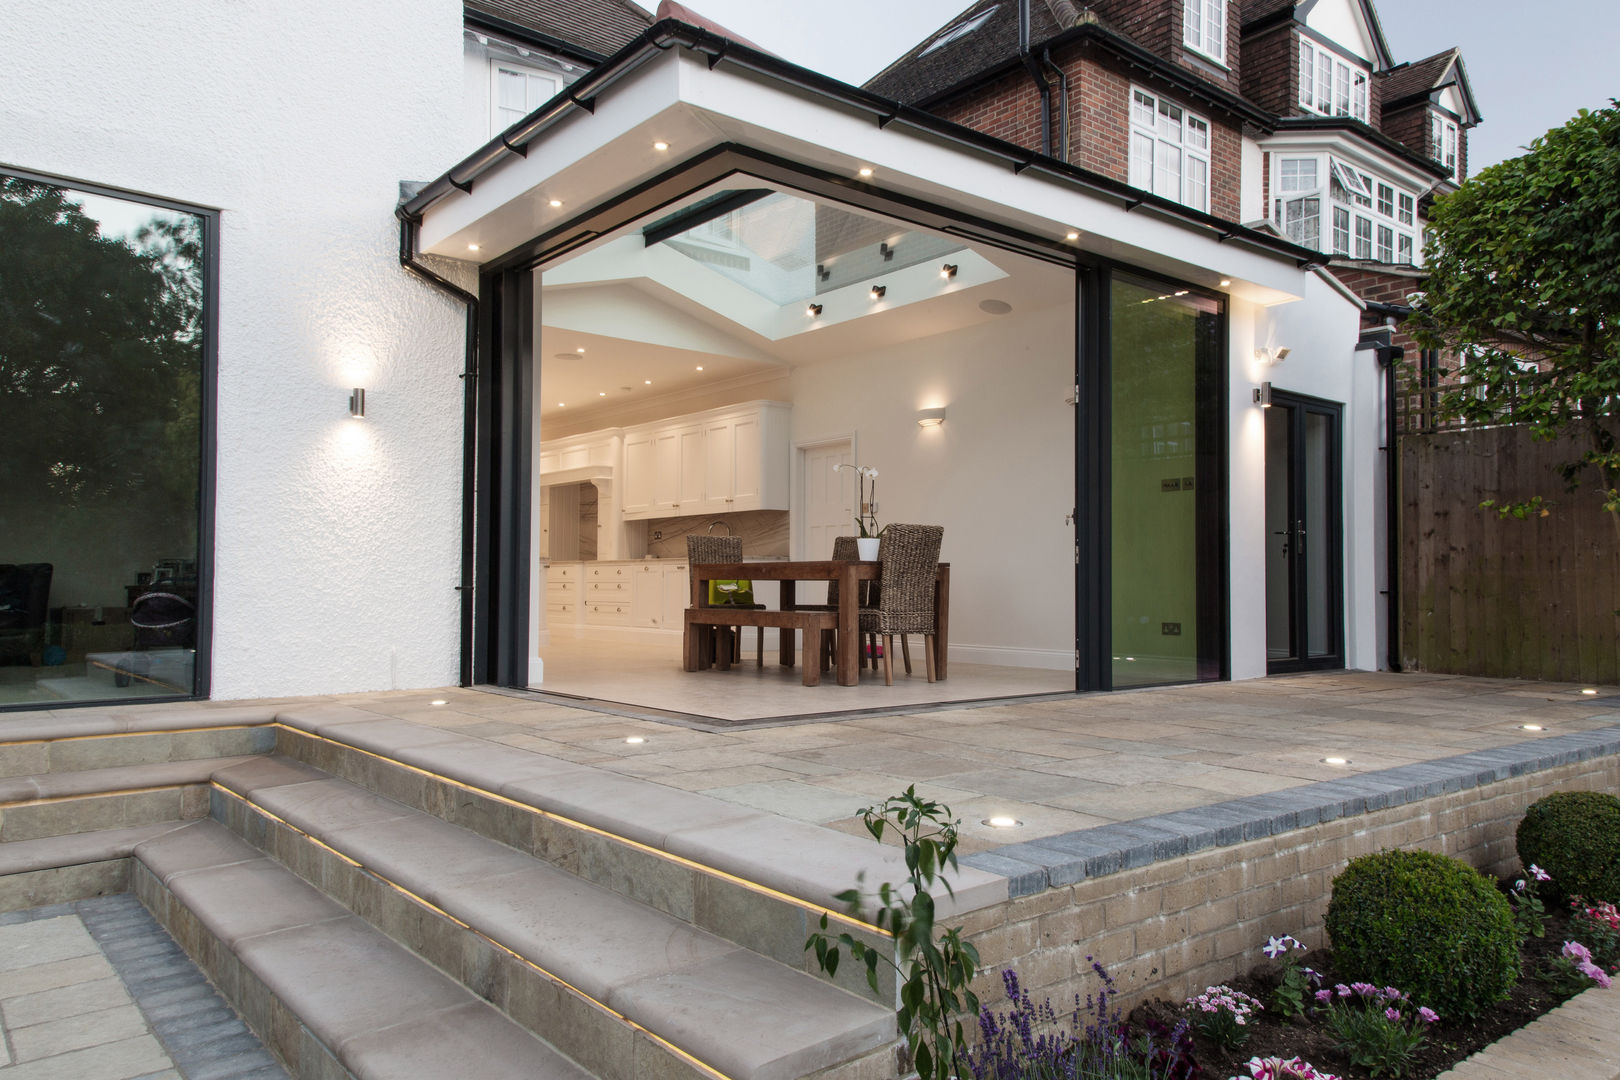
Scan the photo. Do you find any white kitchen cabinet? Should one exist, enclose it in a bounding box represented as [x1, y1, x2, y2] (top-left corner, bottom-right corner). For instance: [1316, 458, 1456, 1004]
[621, 402, 789, 521]
[662, 561, 691, 624]
[621, 432, 654, 515]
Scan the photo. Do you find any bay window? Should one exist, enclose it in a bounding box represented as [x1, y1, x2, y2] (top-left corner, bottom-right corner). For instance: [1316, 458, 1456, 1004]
[1298, 39, 1368, 123]
[1129, 88, 1211, 213]
[1271, 153, 1418, 264]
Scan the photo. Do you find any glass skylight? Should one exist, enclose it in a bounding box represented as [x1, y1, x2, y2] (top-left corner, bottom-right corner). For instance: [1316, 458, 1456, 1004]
[645, 189, 963, 307]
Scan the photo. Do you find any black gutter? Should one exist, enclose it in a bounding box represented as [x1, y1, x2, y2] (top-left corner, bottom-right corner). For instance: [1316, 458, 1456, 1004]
[915, 20, 1277, 131]
[1043, 46, 1071, 163]
[395, 212, 481, 688]
[400, 19, 1320, 267]
[1270, 116, 1452, 180]
[1018, 0, 1055, 157]
[463, 8, 613, 68]
[1363, 298, 1412, 674]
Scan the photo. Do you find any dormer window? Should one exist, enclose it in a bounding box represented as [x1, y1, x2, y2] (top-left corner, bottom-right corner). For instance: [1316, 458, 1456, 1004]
[1298, 39, 1368, 123]
[1183, 0, 1226, 65]
[1430, 113, 1460, 176]
[492, 61, 560, 136]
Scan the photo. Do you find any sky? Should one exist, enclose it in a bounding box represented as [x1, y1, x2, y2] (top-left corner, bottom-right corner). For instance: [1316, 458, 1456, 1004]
[669, 0, 1620, 172]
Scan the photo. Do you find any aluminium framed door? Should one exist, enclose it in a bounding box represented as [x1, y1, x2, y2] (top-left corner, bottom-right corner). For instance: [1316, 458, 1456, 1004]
[1264, 390, 1344, 673]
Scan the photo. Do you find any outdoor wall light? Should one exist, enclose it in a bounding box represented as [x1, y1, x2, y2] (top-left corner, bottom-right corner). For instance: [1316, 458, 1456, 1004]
[807, 303, 823, 317]
[870, 285, 887, 300]
[1256, 346, 1291, 365]
[940, 263, 958, 279]
[1253, 382, 1273, 408]
[916, 407, 947, 428]
[348, 388, 366, 418]
[983, 816, 1023, 828]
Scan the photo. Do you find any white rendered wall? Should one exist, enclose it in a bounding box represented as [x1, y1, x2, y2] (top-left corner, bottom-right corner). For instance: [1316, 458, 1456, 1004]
[3, 0, 471, 697]
[787, 303, 1077, 669]
[1229, 277, 1378, 679]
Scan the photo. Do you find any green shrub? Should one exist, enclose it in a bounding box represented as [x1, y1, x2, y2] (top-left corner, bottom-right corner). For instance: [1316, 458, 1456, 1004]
[1516, 790, 1620, 905]
[1325, 849, 1518, 1018]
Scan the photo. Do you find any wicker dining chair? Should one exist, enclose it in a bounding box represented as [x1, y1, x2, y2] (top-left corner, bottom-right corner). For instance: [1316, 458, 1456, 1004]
[858, 524, 944, 685]
[686, 534, 765, 667]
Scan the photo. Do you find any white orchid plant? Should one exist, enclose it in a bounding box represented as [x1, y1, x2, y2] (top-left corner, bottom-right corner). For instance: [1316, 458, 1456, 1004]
[835, 462, 885, 538]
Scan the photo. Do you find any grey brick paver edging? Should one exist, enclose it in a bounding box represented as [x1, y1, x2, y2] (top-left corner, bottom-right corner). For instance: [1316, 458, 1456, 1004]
[962, 725, 1620, 897]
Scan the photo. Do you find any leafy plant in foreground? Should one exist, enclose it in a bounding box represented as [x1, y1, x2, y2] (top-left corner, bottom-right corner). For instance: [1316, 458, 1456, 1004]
[1259, 935, 1319, 1020]
[1507, 864, 1552, 943]
[1316, 983, 1437, 1079]
[1183, 986, 1261, 1051]
[805, 787, 980, 1080]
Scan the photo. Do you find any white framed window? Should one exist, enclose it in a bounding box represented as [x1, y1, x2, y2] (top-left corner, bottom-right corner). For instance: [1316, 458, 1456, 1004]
[1298, 39, 1369, 123]
[491, 61, 560, 136]
[1183, 0, 1226, 64]
[1430, 113, 1460, 176]
[1273, 153, 1419, 264]
[1128, 87, 1212, 212]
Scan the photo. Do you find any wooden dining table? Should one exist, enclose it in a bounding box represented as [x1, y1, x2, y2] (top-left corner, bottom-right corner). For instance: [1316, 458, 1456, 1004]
[689, 560, 950, 686]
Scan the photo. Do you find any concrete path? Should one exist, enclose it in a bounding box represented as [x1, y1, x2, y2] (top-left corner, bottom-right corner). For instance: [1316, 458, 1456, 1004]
[1436, 986, 1620, 1080]
[0, 897, 285, 1080]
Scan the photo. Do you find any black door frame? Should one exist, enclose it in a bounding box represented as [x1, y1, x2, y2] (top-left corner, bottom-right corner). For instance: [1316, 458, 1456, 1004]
[1265, 389, 1345, 674]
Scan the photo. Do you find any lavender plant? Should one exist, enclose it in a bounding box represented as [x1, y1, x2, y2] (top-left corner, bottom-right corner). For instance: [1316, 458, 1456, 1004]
[1316, 983, 1437, 1078]
[963, 964, 1198, 1080]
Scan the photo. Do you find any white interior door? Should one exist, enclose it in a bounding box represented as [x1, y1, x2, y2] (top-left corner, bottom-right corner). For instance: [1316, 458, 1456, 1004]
[801, 440, 854, 605]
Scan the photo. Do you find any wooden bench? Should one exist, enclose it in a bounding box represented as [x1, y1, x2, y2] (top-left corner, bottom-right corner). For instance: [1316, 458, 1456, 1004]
[683, 608, 838, 686]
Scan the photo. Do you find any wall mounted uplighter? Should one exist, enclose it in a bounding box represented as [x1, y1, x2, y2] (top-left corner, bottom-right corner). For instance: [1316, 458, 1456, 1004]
[807, 303, 823, 317]
[349, 388, 366, 418]
[870, 285, 887, 300]
[940, 263, 958, 279]
[916, 407, 947, 428]
[1253, 382, 1273, 408]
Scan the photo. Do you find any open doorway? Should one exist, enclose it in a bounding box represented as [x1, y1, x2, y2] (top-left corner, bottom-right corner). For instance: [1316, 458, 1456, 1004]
[525, 179, 1077, 720]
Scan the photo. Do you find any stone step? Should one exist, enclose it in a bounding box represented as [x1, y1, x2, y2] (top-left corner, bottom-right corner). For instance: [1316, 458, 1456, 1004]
[270, 704, 1002, 996]
[0, 756, 258, 843]
[0, 820, 193, 910]
[0, 704, 277, 779]
[211, 756, 897, 1080]
[133, 819, 599, 1080]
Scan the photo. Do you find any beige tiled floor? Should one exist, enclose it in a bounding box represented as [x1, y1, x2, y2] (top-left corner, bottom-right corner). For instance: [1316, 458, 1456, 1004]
[321, 670, 1620, 854]
[532, 629, 1076, 719]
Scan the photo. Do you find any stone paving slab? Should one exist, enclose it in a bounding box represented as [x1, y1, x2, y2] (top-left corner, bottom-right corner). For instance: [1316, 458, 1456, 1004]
[1437, 985, 1620, 1080]
[0, 896, 286, 1080]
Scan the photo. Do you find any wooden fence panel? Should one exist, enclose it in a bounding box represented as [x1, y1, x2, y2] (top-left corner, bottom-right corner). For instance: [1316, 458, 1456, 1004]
[1400, 427, 1620, 684]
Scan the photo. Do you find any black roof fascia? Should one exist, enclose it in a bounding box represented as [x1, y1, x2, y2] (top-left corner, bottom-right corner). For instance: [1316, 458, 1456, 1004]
[464, 8, 610, 68]
[1270, 116, 1450, 180]
[400, 19, 1320, 267]
[913, 22, 1276, 131]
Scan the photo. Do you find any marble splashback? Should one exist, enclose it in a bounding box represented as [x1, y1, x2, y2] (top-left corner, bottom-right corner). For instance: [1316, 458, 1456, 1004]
[578, 483, 598, 561]
[645, 510, 789, 559]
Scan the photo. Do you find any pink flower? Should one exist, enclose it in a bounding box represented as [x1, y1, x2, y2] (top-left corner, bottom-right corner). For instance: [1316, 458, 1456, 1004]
[1578, 961, 1613, 989]
[1418, 1006, 1440, 1024]
[1385, 1007, 1402, 1021]
[1564, 941, 1594, 963]
[1315, 988, 1333, 1004]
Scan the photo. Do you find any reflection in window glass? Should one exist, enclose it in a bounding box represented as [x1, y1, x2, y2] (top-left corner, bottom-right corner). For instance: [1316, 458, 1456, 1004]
[1109, 276, 1220, 689]
[0, 175, 207, 706]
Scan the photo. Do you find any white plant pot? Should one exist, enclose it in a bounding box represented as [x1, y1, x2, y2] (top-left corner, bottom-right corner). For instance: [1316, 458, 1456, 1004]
[856, 537, 880, 561]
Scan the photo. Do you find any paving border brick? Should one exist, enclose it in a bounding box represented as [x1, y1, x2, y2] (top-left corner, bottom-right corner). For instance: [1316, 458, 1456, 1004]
[964, 725, 1620, 896]
[76, 893, 289, 1080]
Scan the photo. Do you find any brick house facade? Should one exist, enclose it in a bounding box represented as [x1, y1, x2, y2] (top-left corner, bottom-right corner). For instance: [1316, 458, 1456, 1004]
[867, 0, 1482, 312]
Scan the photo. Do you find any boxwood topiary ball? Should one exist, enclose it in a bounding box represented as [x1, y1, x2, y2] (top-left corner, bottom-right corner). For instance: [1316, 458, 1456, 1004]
[1325, 849, 1518, 1018]
[1516, 790, 1620, 905]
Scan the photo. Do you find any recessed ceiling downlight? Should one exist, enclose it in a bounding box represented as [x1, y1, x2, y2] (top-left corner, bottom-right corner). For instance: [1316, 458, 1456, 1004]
[979, 299, 1013, 315]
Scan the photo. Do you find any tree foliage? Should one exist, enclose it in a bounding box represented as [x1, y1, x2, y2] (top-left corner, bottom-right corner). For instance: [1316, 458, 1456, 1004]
[0, 178, 203, 527]
[1411, 101, 1620, 517]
